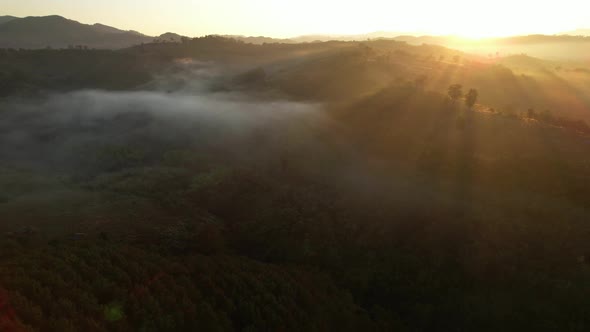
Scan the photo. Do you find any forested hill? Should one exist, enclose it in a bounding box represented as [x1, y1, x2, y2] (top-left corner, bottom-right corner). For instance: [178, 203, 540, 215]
[2, 36, 590, 331]
[4, 35, 590, 121]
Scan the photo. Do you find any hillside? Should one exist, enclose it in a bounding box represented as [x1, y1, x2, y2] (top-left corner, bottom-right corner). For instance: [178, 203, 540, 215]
[2, 36, 590, 331]
[4, 36, 590, 121]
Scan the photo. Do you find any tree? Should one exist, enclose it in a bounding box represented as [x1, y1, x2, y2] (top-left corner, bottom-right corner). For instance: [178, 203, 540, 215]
[448, 84, 463, 103]
[465, 89, 478, 109]
[414, 75, 428, 90]
[539, 110, 554, 123]
[527, 108, 537, 119]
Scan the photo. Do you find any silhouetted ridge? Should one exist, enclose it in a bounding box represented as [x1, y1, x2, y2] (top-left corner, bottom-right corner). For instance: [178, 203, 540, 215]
[0, 15, 153, 49]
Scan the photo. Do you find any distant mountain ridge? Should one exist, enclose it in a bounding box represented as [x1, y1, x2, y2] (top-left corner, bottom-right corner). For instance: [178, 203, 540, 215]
[3, 14, 590, 53]
[0, 15, 184, 49]
[561, 28, 590, 36]
[0, 15, 18, 24]
[158, 32, 186, 42]
[222, 32, 590, 47]
[91, 23, 142, 36]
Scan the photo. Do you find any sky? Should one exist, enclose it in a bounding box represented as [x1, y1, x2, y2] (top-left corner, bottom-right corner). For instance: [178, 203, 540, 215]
[2, 0, 590, 38]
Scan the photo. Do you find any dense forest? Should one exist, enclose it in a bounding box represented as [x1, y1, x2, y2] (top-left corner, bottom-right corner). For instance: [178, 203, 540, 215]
[1, 36, 590, 331]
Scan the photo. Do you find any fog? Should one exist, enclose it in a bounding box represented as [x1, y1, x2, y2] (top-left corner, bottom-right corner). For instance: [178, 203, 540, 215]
[0, 63, 323, 173]
[0, 60, 431, 232]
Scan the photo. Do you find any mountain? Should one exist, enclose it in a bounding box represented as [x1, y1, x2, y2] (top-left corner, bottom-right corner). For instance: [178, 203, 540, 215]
[0, 15, 18, 25]
[157, 32, 187, 43]
[288, 31, 423, 43]
[219, 31, 422, 45]
[91, 23, 142, 36]
[220, 35, 293, 44]
[0, 15, 154, 49]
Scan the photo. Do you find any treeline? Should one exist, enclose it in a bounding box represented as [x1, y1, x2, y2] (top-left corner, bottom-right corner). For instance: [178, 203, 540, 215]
[526, 108, 590, 133]
[445, 82, 590, 135]
[0, 49, 152, 96]
[0, 240, 378, 331]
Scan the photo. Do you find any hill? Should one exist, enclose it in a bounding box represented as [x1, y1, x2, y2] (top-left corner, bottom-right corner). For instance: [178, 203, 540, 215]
[220, 34, 293, 44]
[4, 36, 590, 121]
[157, 32, 187, 43]
[0, 15, 154, 49]
[2, 35, 590, 330]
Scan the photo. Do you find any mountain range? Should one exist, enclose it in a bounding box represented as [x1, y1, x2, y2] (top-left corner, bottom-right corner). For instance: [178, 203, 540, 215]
[0, 15, 184, 49]
[1, 14, 590, 51]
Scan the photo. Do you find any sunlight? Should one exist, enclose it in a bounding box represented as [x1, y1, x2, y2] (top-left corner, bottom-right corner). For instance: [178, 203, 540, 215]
[5, 0, 589, 37]
[4, 1, 590, 330]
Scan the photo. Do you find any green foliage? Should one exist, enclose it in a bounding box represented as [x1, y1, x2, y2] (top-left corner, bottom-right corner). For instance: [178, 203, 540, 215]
[0, 241, 378, 331]
[104, 302, 124, 322]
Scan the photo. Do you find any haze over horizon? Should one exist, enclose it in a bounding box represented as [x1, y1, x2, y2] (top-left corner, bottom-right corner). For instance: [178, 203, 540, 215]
[3, 0, 590, 38]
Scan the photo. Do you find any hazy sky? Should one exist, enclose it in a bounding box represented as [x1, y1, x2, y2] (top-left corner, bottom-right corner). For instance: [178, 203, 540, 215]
[3, 0, 590, 38]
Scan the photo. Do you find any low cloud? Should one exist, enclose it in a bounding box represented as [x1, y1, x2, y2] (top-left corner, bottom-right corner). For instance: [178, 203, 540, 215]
[0, 62, 322, 172]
